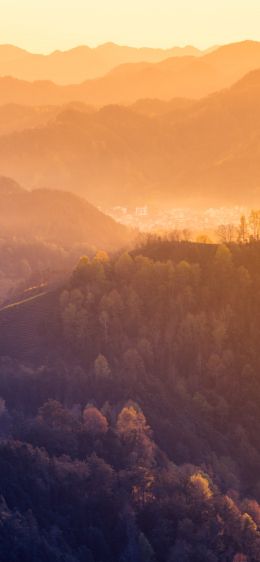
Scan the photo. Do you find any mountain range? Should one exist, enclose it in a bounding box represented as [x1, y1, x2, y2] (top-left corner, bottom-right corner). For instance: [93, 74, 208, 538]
[0, 67, 259, 207]
[0, 42, 211, 84]
[0, 41, 259, 106]
[0, 40, 260, 208]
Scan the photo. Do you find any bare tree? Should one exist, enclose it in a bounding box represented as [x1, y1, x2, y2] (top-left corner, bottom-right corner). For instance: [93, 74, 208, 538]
[237, 214, 248, 243]
[249, 210, 260, 241]
[216, 224, 236, 243]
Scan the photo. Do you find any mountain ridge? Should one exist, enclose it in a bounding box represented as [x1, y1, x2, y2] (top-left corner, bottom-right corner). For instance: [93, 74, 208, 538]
[0, 42, 211, 84]
[0, 40, 259, 106]
[0, 68, 259, 207]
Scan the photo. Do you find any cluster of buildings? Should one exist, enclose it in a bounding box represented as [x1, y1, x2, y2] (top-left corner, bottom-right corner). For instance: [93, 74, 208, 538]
[104, 204, 246, 234]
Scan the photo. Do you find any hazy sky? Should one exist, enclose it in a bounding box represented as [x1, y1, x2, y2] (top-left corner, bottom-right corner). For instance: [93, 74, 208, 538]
[1, 0, 260, 52]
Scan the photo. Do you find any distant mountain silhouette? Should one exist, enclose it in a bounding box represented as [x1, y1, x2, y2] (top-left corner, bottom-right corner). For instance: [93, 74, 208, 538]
[0, 177, 131, 249]
[0, 102, 95, 135]
[0, 42, 208, 84]
[0, 99, 194, 136]
[0, 41, 259, 106]
[0, 67, 259, 207]
[131, 97, 195, 117]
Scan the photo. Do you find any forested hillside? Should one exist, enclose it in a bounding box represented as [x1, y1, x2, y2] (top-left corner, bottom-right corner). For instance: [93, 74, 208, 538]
[0, 240, 260, 560]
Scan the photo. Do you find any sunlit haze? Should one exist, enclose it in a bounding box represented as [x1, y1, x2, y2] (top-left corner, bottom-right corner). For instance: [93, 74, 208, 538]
[1, 0, 260, 52]
[1, 2, 260, 560]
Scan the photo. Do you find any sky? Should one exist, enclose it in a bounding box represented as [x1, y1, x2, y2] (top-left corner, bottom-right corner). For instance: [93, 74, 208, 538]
[0, 0, 260, 53]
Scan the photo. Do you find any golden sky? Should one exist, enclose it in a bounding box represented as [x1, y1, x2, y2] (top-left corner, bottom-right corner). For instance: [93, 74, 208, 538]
[1, 0, 260, 52]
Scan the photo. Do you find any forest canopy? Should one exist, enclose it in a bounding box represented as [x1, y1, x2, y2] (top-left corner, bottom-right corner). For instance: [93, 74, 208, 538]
[0, 239, 260, 560]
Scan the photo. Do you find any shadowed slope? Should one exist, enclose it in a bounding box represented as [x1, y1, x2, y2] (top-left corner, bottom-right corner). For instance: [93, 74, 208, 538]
[0, 177, 131, 249]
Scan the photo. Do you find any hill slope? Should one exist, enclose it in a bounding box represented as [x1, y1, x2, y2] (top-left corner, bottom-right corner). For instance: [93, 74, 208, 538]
[0, 177, 131, 248]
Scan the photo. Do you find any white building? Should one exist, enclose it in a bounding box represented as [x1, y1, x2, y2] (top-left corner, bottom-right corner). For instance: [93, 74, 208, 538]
[135, 206, 148, 217]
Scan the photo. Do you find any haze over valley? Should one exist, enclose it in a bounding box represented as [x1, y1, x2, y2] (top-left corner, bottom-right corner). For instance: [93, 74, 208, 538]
[0, 41, 260, 217]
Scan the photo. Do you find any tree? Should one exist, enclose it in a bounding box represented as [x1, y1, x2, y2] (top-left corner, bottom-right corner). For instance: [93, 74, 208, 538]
[237, 215, 248, 243]
[196, 234, 212, 244]
[72, 255, 91, 285]
[249, 210, 260, 241]
[217, 224, 236, 243]
[38, 400, 74, 430]
[94, 250, 109, 263]
[83, 406, 108, 436]
[94, 354, 111, 380]
[213, 244, 233, 288]
[189, 472, 213, 501]
[117, 404, 150, 440]
[116, 403, 155, 467]
[241, 499, 260, 526]
[115, 252, 135, 280]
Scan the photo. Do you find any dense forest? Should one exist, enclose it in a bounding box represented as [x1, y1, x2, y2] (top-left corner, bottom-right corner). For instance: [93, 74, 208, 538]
[0, 239, 260, 560]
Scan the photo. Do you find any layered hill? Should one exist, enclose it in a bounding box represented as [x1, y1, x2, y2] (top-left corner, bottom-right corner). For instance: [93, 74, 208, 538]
[0, 102, 95, 135]
[0, 177, 131, 249]
[0, 68, 260, 207]
[0, 43, 207, 84]
[0, 41, 259, 106]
